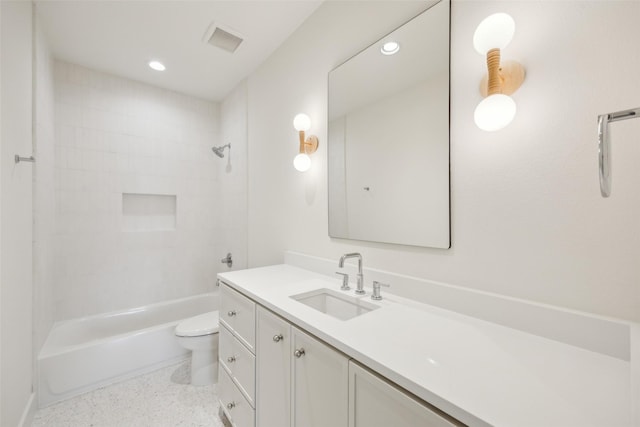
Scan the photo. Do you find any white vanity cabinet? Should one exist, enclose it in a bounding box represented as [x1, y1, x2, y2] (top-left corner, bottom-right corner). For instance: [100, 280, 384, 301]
[348, 361, 461, 427]
[256, 306, 349, 427]
[221, 280, 463, 427]
[219, 283, 256, 427]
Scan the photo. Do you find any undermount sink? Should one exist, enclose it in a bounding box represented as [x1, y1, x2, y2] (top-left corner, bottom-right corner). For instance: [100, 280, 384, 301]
[290, 288, 379, 320]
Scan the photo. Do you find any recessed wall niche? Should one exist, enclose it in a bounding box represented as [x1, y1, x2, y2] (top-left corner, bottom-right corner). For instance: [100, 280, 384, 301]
[122, 193, 177, 232]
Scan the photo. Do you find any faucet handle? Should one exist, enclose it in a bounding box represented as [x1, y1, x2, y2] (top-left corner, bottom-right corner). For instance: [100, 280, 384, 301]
[335, 272, 351, 291]
[371, 281, 390, 300]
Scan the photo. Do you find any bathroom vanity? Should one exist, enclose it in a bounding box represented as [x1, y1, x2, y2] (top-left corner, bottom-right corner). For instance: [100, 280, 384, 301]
[218, 274, 460, 427]
[217, 264, 633, 427]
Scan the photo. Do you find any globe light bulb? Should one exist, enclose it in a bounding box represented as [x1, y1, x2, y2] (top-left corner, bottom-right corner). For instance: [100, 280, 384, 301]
[474, 94, 516, 131]
[293, 153, 311, 172]
[473, 13, 515, 55]
[293, 113, 311, 132]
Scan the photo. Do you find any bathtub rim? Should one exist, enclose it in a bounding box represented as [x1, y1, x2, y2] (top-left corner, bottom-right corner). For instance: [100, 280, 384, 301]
[39, 292, 219, 358]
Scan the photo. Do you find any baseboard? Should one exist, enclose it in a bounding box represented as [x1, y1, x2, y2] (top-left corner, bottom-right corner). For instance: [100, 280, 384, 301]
[219, 406, 232, 427]
[18, 392, 37, 427]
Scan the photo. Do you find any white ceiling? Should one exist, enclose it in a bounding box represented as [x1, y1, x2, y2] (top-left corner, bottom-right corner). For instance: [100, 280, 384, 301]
[36, 0, 323, 101]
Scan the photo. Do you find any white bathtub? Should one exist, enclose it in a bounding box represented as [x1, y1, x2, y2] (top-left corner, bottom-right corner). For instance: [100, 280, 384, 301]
[38, 293, 218, 407]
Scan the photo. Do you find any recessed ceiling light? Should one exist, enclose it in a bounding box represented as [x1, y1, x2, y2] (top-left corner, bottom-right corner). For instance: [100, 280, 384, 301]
[380, 41, 400, 56]
[148, 61, 166, 71]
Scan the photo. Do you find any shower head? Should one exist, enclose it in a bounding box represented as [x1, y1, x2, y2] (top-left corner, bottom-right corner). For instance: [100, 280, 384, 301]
[211, 143, 230, 158]
[212, 146, 224, 158]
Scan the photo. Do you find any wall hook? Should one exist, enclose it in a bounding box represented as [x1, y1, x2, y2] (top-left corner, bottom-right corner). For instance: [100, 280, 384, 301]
[15, 155, 35, 164]
[598, 107, 639, 197]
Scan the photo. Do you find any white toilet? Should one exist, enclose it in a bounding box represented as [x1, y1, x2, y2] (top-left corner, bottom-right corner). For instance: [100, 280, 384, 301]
[175, 311, 220, 386]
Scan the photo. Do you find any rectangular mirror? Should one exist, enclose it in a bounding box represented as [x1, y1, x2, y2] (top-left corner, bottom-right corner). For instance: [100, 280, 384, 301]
[328, 0, 450, 249]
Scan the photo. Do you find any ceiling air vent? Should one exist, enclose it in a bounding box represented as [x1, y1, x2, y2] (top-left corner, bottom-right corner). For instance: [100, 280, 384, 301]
[203, 23, 244, 53]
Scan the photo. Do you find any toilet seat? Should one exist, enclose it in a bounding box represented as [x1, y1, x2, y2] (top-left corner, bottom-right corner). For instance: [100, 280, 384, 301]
[175, 311, 219, 337]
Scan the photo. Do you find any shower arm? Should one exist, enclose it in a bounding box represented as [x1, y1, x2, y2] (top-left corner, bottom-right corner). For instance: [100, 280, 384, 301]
[598, 107, 640, 198]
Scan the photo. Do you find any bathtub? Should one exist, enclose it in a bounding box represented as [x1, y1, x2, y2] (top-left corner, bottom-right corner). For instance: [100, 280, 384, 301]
[38, 292, 218, 407]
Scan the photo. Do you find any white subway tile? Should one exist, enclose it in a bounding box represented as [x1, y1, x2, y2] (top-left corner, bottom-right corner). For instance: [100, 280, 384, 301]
[49, 61, 249, 319]
[56, 103, 81, 127]
[67, 64, 89, 87]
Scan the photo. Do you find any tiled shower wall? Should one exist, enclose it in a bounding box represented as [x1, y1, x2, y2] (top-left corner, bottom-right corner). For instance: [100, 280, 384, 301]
[52, 61, 224, 320]
[218, 81, 248, 272]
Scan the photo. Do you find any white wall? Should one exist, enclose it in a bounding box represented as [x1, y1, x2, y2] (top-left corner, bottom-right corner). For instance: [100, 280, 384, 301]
[1, 4, 3, 422]
[1, 1, 35, 425]
[52, 62, 223, 320]
[0, 3, 3, 420]
[247, 0, 640, 322]
[33, 7, 56, 366]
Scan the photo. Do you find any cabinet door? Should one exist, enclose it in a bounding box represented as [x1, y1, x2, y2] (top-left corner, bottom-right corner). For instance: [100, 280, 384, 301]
[348, 361, 461, 427]
[256, 307, 291, 427]
[292, 327, 349, 427]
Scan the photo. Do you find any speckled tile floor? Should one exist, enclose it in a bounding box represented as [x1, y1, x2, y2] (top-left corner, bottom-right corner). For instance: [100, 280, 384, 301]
[32, 360, 225, 427]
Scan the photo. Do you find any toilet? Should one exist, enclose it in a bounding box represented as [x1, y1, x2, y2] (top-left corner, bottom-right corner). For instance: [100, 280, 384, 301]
[175, 311, 220, 386]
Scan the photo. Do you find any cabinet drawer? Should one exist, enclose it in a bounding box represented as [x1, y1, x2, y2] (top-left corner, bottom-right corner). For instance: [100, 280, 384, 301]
[220, 367, 255, 427]
[220, 283, 256, 352]
[220, 324, 256, 406]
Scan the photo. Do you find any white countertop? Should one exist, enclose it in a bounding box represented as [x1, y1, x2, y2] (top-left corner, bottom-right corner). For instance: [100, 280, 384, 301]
[219, 264, 635, 427]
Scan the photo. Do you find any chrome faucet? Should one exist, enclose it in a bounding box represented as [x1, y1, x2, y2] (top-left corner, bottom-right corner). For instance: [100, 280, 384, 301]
[338, 253, 365, 294]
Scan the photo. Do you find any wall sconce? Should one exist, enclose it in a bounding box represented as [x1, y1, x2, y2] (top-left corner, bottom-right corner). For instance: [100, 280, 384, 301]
[473, 13, 526, 131]
[292, 113, 319, 172]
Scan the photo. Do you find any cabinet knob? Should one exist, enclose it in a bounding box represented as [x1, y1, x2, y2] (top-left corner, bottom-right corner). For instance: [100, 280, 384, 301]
[227, 356, 236, 363]
[227, 310, 237, 317]
[294, 348, 305, 358]
[273, 334, 283, 342]
[227, 402, 236, 410]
